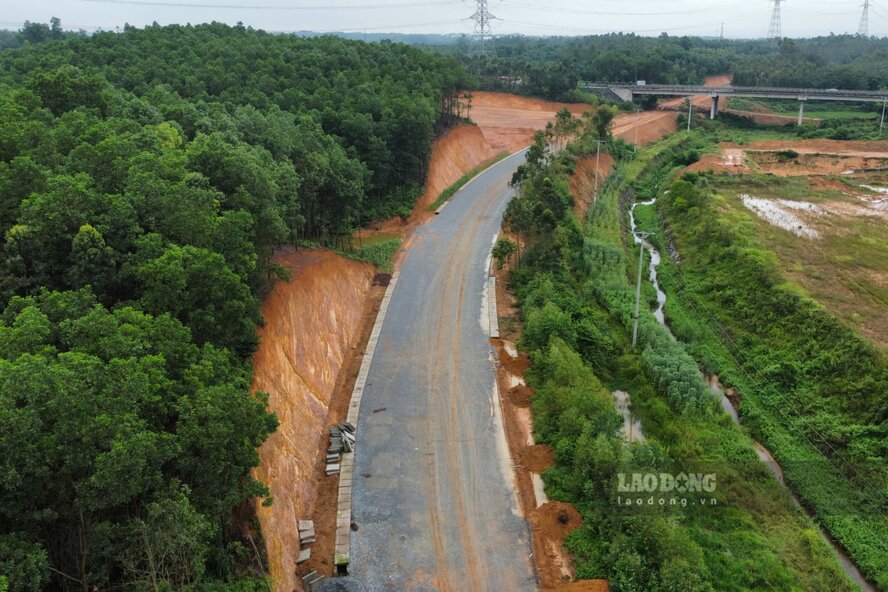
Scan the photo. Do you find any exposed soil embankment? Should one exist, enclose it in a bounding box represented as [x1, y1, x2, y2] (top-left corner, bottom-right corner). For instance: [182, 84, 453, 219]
[570, 154, 616, 219]
[252, 250, 376, 592]
[415, 122, 500, 213]
[470, 91, 594, 152]
[687, 140, 888, 176]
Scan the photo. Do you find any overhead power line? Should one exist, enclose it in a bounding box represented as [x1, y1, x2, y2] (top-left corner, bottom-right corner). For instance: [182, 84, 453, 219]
[78, 0, 459, 10]
[500, 12, 751, 35]
[505, 0, 750, 18]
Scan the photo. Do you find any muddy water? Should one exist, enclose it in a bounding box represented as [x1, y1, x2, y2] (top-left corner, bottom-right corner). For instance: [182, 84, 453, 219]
[628, 200, 875, 592]
[629, 199, 668, 327]
[612, 389, 646, 443]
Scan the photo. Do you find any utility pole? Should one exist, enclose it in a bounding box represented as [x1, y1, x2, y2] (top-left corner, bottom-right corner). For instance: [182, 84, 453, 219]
[687, 100, 692, 132]
[634, 108, 641, 151]
[720, 22, 724, 39]
[468, 0, 496, 58]
[632, 231, 652, 347]
[880, 97, 886, 135]
[594, 139, 604, 198]
[858, 0, 870, 36]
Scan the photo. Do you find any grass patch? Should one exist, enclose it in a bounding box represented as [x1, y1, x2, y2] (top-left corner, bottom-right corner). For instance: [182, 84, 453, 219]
[340, 238, 400, 273]
[357, 231, 400, 247]
[428, 150, 510, 211]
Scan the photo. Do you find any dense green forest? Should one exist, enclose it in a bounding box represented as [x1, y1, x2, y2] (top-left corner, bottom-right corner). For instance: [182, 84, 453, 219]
[0, 22, 466, 591]
[443, 34, 888, 99]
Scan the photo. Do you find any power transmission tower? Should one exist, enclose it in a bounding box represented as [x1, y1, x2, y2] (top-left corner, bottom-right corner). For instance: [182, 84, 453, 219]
[468, 0, 497, 58]
[858, 0, 870, 36]
[767, 0, 784, 39]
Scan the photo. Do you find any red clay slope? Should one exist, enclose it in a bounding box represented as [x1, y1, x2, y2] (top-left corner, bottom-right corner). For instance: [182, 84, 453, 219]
[252, 250, 375, 592]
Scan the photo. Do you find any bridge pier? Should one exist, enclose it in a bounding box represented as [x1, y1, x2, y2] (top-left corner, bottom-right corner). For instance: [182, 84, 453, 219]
[710, 94, 720, 120]
[798, 97, 807, 126]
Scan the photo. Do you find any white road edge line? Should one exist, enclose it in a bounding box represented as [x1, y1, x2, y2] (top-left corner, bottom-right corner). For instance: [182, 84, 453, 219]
[334, 270, 401, 571]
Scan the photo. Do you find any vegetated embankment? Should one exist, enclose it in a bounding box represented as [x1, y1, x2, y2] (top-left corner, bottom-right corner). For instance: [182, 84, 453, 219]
[252, 250, 376, 592]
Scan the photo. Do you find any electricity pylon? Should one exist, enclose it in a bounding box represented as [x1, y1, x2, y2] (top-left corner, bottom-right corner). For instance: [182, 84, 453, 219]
[858, 0, 870, 36]
[767, 0, 784, 39]
[468, 0, 496, 58]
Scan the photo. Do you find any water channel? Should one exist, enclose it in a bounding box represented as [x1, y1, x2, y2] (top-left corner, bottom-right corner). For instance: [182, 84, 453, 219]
[627, 198, 874, 592]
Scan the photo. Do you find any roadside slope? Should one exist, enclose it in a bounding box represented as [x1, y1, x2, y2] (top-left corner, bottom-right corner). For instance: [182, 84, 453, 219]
[251, 250, 375, 592]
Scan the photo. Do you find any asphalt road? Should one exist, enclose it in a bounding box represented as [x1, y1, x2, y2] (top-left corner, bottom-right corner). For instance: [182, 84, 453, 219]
[350, 151, 537, 591]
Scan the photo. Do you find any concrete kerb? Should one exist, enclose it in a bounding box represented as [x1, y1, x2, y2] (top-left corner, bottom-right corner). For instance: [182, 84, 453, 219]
[487, 276, 499, 339]
[434, 147, 530, 215]
[334, 271, 400, 572]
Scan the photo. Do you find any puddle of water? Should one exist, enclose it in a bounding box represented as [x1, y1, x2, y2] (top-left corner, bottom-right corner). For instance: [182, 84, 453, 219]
[613, 389, 646, 443]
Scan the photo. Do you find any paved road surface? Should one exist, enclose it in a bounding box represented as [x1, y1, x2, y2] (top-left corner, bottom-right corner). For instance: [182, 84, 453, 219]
[350, 151, 537, 591]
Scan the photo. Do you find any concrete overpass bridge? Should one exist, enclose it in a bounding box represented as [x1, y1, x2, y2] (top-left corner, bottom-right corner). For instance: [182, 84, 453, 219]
[579, 82, 888, 125]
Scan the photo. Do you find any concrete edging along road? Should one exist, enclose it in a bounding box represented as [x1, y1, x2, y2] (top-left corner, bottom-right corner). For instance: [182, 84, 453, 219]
[434, 147, 530, 215]
[487, 276, 499, 338]
[334, 270, 400, 571]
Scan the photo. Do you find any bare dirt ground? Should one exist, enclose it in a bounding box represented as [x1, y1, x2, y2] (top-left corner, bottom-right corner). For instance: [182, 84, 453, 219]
[694, 140, 888, 349]
[469, 91, 594, 152]
[252, 250, 378, 592]
[659, 74, 732, 111]
[612, 110, 679, 145]
[688, 140, 888, 176]
[570, 154, 616, 219]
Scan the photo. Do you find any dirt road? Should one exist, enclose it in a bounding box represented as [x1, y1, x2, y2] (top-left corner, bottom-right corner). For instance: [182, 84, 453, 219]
[350, 151, 536, 591]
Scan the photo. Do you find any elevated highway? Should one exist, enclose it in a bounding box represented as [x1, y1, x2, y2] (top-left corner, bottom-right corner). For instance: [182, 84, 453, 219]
[580, 82, 888, 124]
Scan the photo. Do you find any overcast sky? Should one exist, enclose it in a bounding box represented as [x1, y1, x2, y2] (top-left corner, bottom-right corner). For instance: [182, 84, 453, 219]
[2, 0, 884, 39]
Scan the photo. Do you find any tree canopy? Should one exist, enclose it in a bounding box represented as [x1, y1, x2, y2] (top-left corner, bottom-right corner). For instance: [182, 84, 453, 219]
[0, 20, 468, 591]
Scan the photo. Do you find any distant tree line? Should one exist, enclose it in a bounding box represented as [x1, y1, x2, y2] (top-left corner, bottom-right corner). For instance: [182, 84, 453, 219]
[435, 33, 888, 100]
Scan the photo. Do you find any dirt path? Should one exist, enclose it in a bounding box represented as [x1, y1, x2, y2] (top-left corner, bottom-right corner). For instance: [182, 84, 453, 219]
[688, 140, 888, 176]
[658, 74, 732, 111]
[613, 110, 678, 145]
